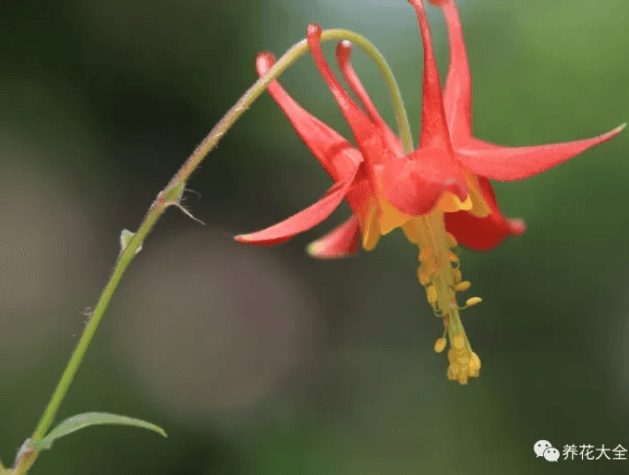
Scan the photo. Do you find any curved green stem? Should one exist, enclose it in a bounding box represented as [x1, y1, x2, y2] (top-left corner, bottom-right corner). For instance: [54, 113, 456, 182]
[167, 28, 413, 192]
[13, 28, 411, 475]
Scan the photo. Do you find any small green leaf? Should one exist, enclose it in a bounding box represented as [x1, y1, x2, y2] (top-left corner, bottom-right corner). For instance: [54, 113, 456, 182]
[29, 412, 166, 450]
[160, 180, 186, 204]
[119, 229, 142, 255]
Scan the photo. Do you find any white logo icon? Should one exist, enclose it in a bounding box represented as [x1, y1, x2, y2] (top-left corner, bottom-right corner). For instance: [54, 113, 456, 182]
[534, 440, 553, 457]
[544, 447, 560, 462]
[534, 440, 560, 462]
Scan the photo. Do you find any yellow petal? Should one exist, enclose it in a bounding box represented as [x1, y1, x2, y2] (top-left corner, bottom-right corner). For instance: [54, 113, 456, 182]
[402, 219, 421, 244]
[359, 199, 381, 251]
[378, 198, 410, 235]
[465, 173, 491, 218]
[437, 191, 472, 213]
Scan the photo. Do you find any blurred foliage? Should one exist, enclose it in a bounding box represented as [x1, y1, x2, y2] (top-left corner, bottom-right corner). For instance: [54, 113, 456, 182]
[1, 0, 629, 474]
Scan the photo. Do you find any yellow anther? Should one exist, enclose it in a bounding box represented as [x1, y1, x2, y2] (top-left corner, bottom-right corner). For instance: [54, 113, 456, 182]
[470, 352, 481, 375]
[458, 374, 469, 385]
[447, 252, 459, 263]
[418, 246, 432, 262]
[452, 333, 466, 350]
[465, 297, 483, 307]
[446, 232, 458, 248]
[454, 281, 471, 292]
[447, 366, 458, 380]
[426, 285, 438, 304]
[417, 267, 431, 285]
[423, 257, 437, 276]
[457, 353, 471, 365]
[434, 337, 447, 353]
[447, 348, 457, 363]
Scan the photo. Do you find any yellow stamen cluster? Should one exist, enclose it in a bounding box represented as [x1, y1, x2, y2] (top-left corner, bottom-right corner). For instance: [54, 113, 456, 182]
[403, 210, 483, 385]
[446, 334, 481, 385]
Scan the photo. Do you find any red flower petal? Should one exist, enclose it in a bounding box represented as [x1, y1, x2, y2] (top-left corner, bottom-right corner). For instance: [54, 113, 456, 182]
[382, 148, 468, 216]
[306, 215, 361, 259]
[408, 0, 453, 152]
[256, 51, 363, 183]
[444, 176, 525, 251]
[335, 40, 405, 157]
[382, 0, 468, 216]
[343, 173, 377, 219]
[440, 0, 473, 141]
[235, 164, 360, 246]
[306, 24, 395, 171]
[436, 0, 626, 181]
[455, 126, 625, 181]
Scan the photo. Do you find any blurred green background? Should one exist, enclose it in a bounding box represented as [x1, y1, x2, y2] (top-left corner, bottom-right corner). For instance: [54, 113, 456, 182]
[1, 0, 628, 474]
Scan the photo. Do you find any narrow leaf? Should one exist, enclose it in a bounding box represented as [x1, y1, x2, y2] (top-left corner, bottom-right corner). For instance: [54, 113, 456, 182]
[29, 412, 166, 450]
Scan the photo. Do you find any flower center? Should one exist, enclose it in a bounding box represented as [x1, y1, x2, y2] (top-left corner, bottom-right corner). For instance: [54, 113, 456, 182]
[402, 209, 482, 385]
[359, 167, 489, 252]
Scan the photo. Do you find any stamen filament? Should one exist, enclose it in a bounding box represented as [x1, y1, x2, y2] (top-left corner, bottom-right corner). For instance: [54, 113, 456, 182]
[403, 208, 481, 384]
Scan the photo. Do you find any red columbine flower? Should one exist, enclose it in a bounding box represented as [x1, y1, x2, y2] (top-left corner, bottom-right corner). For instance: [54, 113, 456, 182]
[235, 20, 486, 255]
[237, 0, 624, 384]
[427, 0, 625, 250]
[237, 16, 488, 384]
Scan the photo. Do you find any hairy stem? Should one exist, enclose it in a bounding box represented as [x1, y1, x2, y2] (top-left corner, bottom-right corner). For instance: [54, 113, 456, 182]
[12, 28, 411, 475]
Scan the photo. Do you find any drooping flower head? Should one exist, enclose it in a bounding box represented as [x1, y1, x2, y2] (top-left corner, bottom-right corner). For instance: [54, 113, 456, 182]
[235, 15, 489, 252]
[236, 0, 624, 384]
